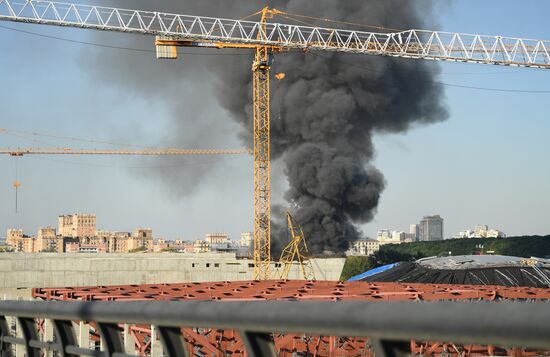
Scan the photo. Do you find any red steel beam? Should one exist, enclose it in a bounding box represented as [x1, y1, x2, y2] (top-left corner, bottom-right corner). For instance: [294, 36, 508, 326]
[32, 280, 550, 356]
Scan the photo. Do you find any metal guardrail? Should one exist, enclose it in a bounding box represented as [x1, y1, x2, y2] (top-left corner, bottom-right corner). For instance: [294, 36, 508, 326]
[0, 300, 549, 356]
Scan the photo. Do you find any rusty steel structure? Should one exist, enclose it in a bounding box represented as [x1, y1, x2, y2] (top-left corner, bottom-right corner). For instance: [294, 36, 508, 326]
[32, 280, 550, 356]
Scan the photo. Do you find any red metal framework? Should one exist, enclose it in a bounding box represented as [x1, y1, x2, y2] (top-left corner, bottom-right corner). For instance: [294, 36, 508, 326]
[32, 280, 550, 356]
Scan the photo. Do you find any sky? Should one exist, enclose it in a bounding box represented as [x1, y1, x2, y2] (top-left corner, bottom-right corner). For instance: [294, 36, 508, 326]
[0, 0, 549, 241]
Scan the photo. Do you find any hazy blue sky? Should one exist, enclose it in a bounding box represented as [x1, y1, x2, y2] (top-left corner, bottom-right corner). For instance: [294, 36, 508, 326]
[0, 0, 549, 241]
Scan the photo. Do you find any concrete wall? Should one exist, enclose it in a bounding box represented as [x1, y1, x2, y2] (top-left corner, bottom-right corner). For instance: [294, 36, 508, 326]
[0, 253, 345, 299]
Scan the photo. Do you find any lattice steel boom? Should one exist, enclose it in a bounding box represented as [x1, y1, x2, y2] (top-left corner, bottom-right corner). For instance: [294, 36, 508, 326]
[0, 0, 549, 68]
[0, 0, 549, 280]
[0, 148, 250, 156]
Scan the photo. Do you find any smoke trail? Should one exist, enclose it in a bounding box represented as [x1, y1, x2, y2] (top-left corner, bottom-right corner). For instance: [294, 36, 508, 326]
[84, 0, 447, 253]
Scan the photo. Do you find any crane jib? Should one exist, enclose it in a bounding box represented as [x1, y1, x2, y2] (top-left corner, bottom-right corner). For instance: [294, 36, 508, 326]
[0, 0, 548, 68]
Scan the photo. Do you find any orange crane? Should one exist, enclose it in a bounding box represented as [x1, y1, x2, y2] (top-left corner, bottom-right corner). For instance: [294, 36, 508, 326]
[1, 146, 248, 214]
[276, 211, 315, 280]
[0, 0, 548, 279]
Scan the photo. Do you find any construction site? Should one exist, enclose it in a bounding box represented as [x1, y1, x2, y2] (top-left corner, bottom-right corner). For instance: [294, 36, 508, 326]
[0, 0, 549, 356]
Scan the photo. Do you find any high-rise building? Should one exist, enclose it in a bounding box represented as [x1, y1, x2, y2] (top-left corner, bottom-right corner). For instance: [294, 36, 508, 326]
[409, 224, 419, 241]
[419, 215, 444, 241]
[58, 214, 96, 237]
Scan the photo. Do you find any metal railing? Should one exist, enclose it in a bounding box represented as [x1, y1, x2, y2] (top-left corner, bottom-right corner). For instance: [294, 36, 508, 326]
[0, 300, 549, 356]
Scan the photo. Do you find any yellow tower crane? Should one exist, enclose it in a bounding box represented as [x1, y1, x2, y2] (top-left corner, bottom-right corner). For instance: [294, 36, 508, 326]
[276, 211, 315, 281]
[0, 143, 249, 214]
[0, 0, 549, 280]
[155, 8, 284, 279]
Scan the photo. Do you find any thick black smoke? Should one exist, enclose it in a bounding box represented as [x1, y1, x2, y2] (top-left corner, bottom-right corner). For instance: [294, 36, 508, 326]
[213, 1, 448, 253]
[85, 0, 447, 253]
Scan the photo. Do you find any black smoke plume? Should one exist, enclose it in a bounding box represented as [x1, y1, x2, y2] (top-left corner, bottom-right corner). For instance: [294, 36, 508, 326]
[84, 0, 447, 253]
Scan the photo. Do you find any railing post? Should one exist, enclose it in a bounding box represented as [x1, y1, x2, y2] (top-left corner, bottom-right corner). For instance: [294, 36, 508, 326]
[0, 316, 13, 357]
[53, 320, 78, 357]
[97, 323, 124, 356]
[157, 326, 188, 357]
[123, 324, 137, 354]
[17, 317, 40, 357]
[239, 331, 276, 357]
[14, 317, 23, 357]
[150, 325, 163, 357]
[75, 321, 90, 350]
[43, 319, 54, 357]
[370, 338, 411, 357]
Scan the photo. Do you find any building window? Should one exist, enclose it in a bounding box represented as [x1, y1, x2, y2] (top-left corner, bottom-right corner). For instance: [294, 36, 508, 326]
[206, 263, 210, 268]
[192, 263, 197, 268]
[214, 263, 219, 268]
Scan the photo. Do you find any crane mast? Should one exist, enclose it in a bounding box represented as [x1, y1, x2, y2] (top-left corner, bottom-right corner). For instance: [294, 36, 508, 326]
[0, 0, 549, 280]
[252, 8, 273, 280]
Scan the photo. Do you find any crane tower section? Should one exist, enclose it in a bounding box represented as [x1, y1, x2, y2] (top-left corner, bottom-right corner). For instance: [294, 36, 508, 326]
[251, 8, 273, 280]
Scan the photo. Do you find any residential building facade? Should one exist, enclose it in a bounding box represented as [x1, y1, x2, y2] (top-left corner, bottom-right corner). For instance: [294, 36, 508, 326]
[205, 233, 228, 245]
[240, 232, 252, 247]
[58, 214, 96, 238]
[346, 239, 380, 256]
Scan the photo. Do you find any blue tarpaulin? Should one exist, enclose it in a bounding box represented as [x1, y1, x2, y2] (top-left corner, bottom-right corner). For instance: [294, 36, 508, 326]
[347, 262, 400, 282]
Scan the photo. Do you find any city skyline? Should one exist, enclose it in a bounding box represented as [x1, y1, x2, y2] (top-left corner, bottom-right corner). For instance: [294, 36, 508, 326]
[0, 0, 549, 243]
[3, 212, 244, 242]
[0, 211, 517, 242]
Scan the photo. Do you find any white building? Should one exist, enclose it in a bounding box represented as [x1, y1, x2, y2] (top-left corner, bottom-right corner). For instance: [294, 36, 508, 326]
[486, 229, 506, 238]
[454, 230, 474, 239]
[377, 230, 403, 245]
[240, 232, 252, 247]
[346, 239, 380, 256]
[454, 226, 506, 239]
[205, 233, 228, 245]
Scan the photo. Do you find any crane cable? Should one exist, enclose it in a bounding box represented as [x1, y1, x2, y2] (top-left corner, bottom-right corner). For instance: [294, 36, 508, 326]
[274, 11, 549, 80]
[274, 9, 402, 32]
[1, 127, 141, 148]
[13, 158, 20, 214]
[272, 12, 550, 93]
